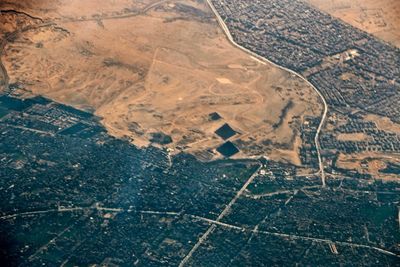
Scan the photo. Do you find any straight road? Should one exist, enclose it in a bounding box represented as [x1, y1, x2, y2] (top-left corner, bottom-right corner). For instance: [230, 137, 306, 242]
[179, 164, 262, 266]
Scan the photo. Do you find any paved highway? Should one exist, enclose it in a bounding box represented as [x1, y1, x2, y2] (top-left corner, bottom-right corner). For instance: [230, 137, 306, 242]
[205, 0, 328, 187]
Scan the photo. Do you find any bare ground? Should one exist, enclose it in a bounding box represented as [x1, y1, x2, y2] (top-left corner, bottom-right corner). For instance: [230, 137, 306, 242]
[306, 0, 400, 47]
[1, 0, 322, 164]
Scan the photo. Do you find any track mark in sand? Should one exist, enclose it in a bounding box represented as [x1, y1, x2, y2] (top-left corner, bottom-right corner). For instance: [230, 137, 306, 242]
[205, 0, 328, 187]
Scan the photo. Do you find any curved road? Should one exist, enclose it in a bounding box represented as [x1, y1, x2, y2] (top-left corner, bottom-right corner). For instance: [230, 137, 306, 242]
[0, 0, 169, 95]
[205, 0, 328, 187]
[0, 2, 327, 188]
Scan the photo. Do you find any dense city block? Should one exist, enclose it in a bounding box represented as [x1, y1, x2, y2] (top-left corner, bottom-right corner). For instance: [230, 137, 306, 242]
[1, 95, 399, 265]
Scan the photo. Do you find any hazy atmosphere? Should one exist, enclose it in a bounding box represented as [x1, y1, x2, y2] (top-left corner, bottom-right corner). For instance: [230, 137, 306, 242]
[0, 0, 399, 265]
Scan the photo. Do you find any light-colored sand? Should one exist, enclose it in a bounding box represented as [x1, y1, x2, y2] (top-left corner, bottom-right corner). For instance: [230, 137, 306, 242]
[306, 0, 400, 47]
[216, 77, 232, 84]
[1, 0, 322, 164]
[337, 152, 400, 181]
[336, 133, 370, 142]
